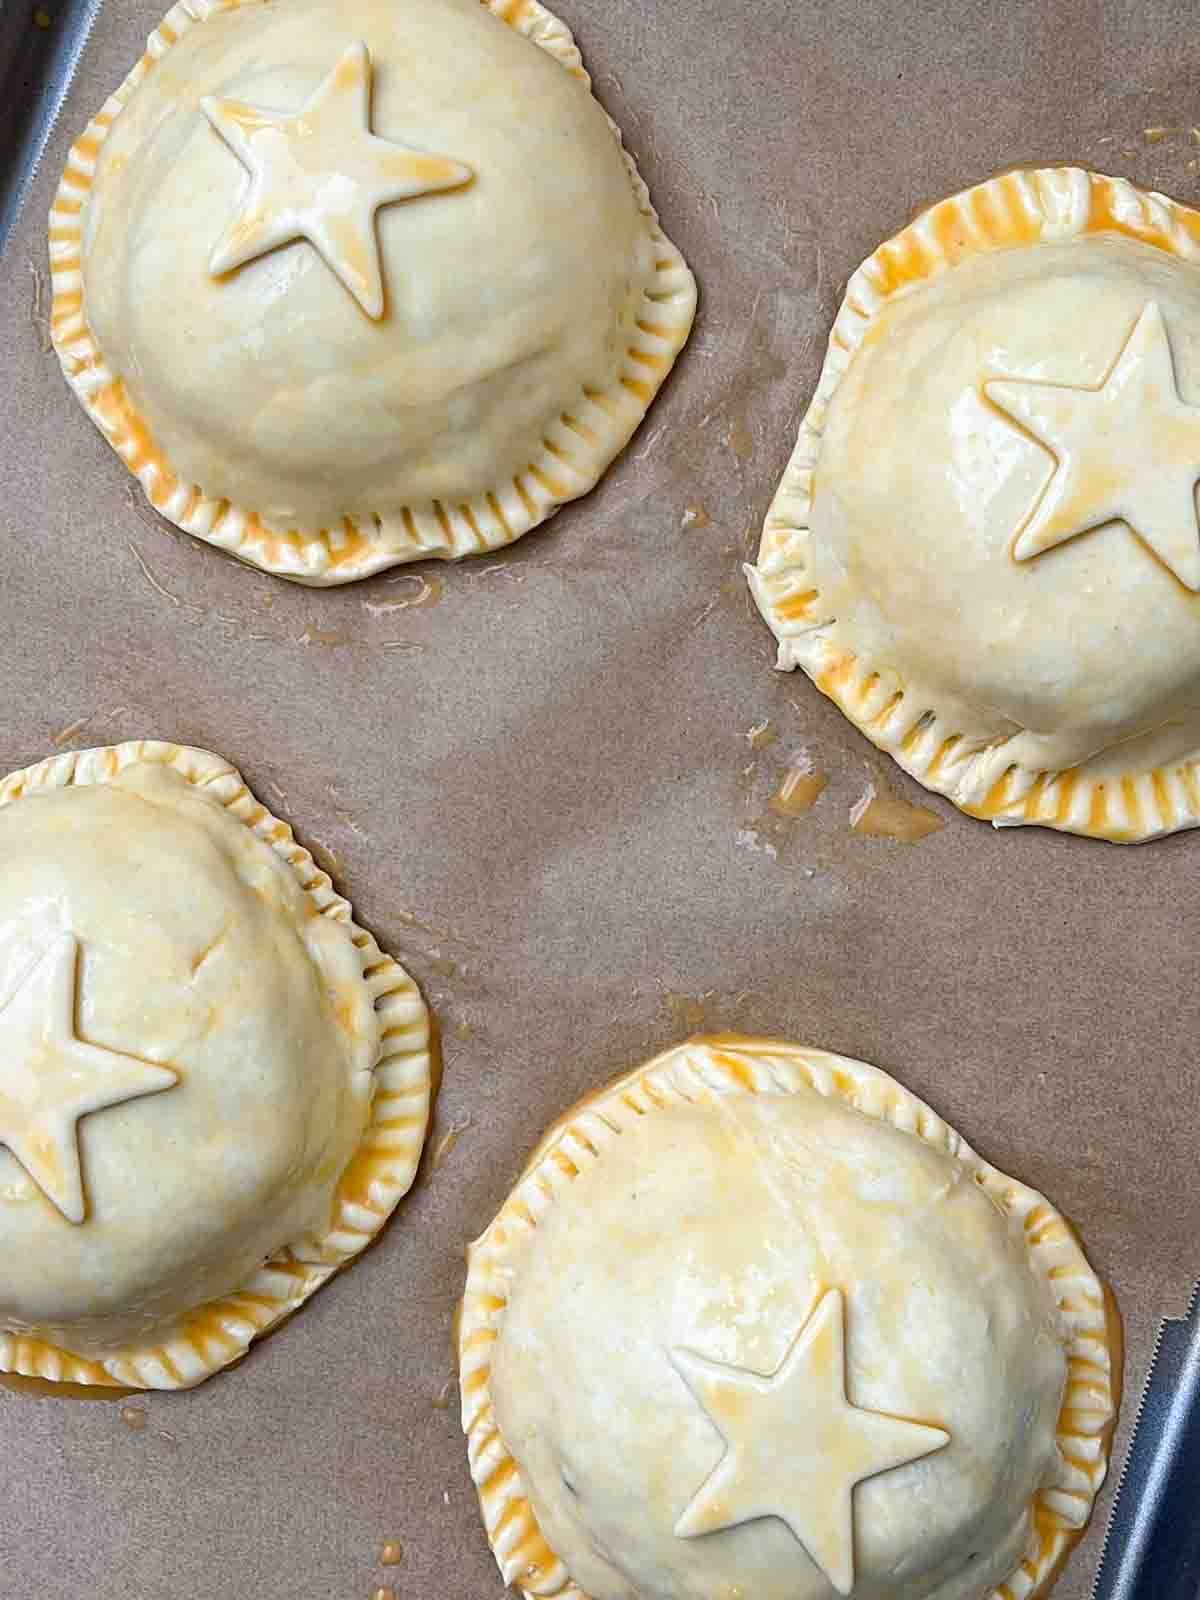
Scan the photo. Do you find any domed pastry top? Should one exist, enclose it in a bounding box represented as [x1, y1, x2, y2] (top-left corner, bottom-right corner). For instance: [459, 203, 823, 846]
[0, 741, 432, 1390]
[49, 0, 696, 584]
[459, 1036, 1117, 1600]
[747, 167, 1200, 841]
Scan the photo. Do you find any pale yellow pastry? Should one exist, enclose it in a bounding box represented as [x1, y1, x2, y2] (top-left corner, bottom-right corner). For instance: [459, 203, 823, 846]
[0, 741, 431, 1390]
[459, 1035, 1117, 1600]
[747, 167, 1200, 841]
[50, 0, 695, 584]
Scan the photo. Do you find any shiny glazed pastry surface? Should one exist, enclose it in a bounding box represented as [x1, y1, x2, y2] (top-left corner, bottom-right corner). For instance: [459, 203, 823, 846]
[459, 1037, 1116, 1600]
[0, 742, 431, 1390]
[748, 167, 1200, 840]
[50, 0, 696, 582]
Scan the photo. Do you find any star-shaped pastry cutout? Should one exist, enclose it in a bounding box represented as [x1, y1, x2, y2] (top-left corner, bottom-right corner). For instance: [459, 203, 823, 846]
[671, 1288, 949, 1596]
[0, 934, 177, 1224]
[202, 41, 472, 318]
[985, 301, 1200, 589]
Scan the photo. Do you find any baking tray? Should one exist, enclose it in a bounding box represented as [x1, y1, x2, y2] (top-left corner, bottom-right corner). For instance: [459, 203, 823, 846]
[0, 3, 1197, 1598]
[0, 0, 102, 249]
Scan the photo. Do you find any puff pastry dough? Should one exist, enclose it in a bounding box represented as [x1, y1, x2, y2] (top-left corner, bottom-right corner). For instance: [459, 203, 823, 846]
[0, 742, 431, 1390]
[460, 1036, 1117, 1600]
[50, 0, 695, 583]
[748, 168, 1200, 841]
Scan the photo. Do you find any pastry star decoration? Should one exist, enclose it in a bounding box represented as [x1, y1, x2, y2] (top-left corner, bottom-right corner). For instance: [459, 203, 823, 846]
[985, 300, 1200, 589]
[0, 933, 177, 1224]
[202, 41, 472, 318]
[671, 1288, 949, 1596]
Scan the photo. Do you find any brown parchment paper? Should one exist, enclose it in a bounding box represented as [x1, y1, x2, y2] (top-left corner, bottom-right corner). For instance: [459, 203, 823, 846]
[0, 2, 1197, 1596]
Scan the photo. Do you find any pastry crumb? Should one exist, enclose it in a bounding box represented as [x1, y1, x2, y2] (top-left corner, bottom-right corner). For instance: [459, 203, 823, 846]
[430, 1118, 472, 1172]
[746, 719, 776, 750]
[850, 785, 944, 842]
